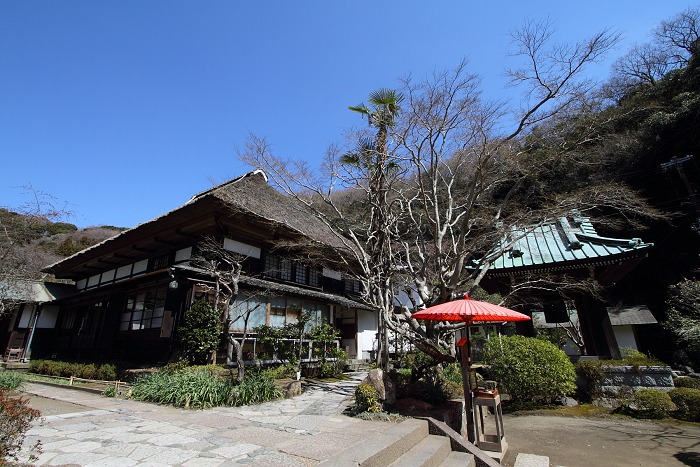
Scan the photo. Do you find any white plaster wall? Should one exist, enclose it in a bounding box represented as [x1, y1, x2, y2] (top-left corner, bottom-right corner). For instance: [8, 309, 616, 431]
[613, 325, 638, 351]
[356, 309, 378, 360]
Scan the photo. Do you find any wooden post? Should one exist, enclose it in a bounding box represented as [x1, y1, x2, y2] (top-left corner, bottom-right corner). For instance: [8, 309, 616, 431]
[456, 337, 476, 443]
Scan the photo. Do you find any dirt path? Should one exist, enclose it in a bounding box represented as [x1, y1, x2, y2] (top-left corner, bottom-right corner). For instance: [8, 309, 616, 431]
[501, 414, 700, 466]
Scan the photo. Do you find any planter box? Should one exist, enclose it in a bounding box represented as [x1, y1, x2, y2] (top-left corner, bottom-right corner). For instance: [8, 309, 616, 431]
[600, 365, 674, 394]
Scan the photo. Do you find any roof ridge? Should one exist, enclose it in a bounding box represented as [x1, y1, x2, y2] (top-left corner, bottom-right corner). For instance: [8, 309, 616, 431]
[188, 169, 268, 203]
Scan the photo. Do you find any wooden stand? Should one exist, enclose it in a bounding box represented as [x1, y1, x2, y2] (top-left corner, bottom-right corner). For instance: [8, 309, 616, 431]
[473, 393, 508, 461]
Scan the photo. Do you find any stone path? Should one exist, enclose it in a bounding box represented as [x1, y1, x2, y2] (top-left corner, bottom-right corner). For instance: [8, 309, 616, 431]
[18, 372, 391, 466]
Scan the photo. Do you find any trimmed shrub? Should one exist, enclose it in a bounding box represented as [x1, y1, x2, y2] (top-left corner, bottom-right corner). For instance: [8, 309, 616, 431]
[0, 389, 41, 464]
[674, 376, 700, 389]
[575, 360, 606, 402]
[669, 388, 700, 421]
[178, 300, 222, 364]
[0, 372, 24, 390]
[29, 360, 117, 381]
[355, 383, 382, 413]
[482, 335, 576, 403]
[632, 389, 675, 419]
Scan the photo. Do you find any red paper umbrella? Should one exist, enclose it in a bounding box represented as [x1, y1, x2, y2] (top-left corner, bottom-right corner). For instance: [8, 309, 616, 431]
[411, 294, 531, 323]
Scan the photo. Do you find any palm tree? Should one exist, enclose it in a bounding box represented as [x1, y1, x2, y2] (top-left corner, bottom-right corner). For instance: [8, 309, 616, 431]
[343, 89, 403, 369]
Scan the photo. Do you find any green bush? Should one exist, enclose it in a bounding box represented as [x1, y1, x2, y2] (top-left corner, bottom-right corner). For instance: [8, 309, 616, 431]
[575, 361, 606, 402]
[482, 335, 576, 403]
[260, 363, 297, 380]
[674, 376, 700, 389]
[632, 389, 675, 419]
[0, 372, 24, 390]
[669, 388, 700, 421]
[178, 300, 222, 364]
[0, 389, 41, 464]
[355, 383, 382, 413]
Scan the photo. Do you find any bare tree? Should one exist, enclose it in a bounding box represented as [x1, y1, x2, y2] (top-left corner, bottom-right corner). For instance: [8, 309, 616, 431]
[241, 20, 633, 365]
[189, 236, 248, 380]
[609, 7, 699, 91]
[0, 186, 72, 317]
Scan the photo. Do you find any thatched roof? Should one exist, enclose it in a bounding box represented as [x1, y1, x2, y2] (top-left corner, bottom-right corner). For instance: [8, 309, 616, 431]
[43, 170, 351, 278]
[200, 170, 348, 250]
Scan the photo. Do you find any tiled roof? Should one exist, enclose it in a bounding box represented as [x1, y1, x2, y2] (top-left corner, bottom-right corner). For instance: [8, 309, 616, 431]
[489, 216, 653, 272]
[606, 304, 657, 325]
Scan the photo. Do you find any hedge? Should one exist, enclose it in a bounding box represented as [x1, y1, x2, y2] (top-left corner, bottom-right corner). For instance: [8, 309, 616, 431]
[30, 360, 117, 381]
[669, 388, 700, 421]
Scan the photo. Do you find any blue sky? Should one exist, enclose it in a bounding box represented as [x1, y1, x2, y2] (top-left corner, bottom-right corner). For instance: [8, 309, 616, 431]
[1, 1, 694, 228]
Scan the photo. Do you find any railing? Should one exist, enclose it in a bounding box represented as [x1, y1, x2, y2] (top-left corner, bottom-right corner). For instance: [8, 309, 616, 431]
[227, 334, 340, 364]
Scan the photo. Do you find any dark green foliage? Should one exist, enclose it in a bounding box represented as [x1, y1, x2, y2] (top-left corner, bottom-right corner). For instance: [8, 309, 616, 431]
[0, 389, 41, 464]
[29, 360, 117, 381]
[631, 389, 676, 419]
[482, 336, 576, 403]
[178, 300, 222, 364]
[668, 388, 700, 421]
[575, 361, 606, 402]
[0, 372, 24, 390]
[674, 376, 700, 389]
[130, 366, 282, 408]
[354, 383, 382, 413]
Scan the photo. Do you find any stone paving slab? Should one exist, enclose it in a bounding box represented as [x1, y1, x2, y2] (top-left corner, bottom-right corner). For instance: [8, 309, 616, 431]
[18, 373, 374, 466]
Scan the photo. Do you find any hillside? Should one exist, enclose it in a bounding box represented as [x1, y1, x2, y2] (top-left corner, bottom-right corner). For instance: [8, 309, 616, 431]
[0, 208, 124, 280]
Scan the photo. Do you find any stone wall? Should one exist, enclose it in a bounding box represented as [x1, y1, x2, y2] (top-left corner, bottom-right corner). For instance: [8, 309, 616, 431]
[600, 365, 674, 394]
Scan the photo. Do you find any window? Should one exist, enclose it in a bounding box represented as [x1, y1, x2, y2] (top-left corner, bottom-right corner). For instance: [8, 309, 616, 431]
[120, 287, 167, 331]
[345, 277, 361, 294]
[264, 254, 321, 287]
[150, 255, 169, 270]
[264, 255, 291, 281]
[229, 293, 267, 330]
[269, 296, 286, 327]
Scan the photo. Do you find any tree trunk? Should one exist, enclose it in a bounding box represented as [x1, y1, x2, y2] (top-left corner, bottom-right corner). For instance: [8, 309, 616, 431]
[227, 337, 245, 382]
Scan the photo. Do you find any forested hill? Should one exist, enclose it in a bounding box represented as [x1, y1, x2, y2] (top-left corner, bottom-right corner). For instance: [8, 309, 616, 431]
[0, 208, 124, 279]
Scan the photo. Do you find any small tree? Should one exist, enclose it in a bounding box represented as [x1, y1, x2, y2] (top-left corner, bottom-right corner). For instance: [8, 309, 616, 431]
[178, 300, 221, 364]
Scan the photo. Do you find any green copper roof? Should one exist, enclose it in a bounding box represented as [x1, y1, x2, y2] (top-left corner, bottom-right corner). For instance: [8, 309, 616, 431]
[489, 216, 653, 271]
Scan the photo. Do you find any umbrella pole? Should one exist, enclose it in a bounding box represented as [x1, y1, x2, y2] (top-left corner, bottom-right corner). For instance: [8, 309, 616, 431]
[457, 338, 476, 443]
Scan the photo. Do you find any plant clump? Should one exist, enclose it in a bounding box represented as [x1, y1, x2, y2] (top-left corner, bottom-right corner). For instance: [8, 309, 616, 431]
[668, 388, 700, 421]
[673, 376, 700, 389]
[0, 389, 41, 464]
[354, 383, 383, 413]
[630, 389, 676, 419]
[0, 372, 24, 391]
[482, 335, 576, 403]
[29, 360, 117, 381]
[129, 365, 282, 409]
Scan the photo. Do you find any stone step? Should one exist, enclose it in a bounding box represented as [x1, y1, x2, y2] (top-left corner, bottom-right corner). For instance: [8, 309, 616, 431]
[387, 434, 452, 467]
[318, 418, 479, 467]
[514, 453, 550, 467]
[440, 450, 477, 467]
[317, 418, 429, 467]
